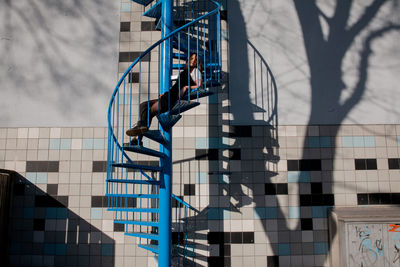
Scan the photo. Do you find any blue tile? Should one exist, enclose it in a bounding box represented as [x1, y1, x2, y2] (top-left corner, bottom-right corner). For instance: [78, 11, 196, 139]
[288, 171, 310, 183]
[93, 139, 105, 150]
[82, 139, 94, 149]
[319, 137, 331, 148]
[57, 208, 68, 219]
[314, 242, 329, 255]
[196, 172, 207, 184]
[398, 136, 400, 146]
[46, 208, 58, 219]
[278, 243, 290, 256]
[289, 207, 300, 219]
[43, 244, 55, 255]
[121, 2, 131, 12]
[49, 139, 60, 149]
[102, 244, 114, 256]
[364, 136, 375, 147]
[26, 173, 37, 183]
[60, 139, 71, 149]
[223, 209, 230, 220]
[353, 136, 364, 147]
[24, 208, 35, 218]
[208, 208, 220, 220]
[312, 206, 329, 218]
[265, 207, 278, 219]
[342, 136, 353, 147]
[36, 173, 48, 184]
[254, 207, 266, 219]
[55, 244, 66, 255]
[195, 138, 208, 149]
[308, 137, 320, 148]
[91, 208, 103, 220]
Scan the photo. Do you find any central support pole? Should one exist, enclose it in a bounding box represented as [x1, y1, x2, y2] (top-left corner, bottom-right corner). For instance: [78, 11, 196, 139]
[159, 0, 173, 266]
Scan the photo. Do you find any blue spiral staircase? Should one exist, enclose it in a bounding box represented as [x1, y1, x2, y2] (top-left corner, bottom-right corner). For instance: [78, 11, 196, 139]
[106, 0, 221, 266]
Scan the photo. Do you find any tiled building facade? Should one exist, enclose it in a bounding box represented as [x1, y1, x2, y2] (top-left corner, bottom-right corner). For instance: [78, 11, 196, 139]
[2, 1, 400, 267]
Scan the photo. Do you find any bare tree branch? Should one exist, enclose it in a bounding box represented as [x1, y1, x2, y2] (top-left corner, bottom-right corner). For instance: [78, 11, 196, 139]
[342, 23, 400, 113]
[348, 0, 387, 38]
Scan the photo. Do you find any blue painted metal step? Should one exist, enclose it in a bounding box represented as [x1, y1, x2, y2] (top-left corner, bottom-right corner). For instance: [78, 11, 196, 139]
[125, 232, 159, 240]
[114, 220, 159, 227]
[157, 113, 182, 130]
[106, 193, 159, 199]
[173, 52, 187, 59]
[138, 244, 159, 254]
[169, 100, 200, 115]
[131, 0, 155, 6]
[142, 130, 167, 145]
[108, 208, 159, 213]
[123, 145, 166, 158]
[143, 1, 161, 18]
[106, 179, 160, 185]
[113, 162, 162, 172]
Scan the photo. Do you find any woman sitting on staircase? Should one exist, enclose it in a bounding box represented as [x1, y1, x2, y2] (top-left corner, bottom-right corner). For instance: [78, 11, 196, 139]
[126, 53, 203, 142]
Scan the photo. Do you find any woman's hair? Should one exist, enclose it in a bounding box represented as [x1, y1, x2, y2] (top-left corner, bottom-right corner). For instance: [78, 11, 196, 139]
[184, 53, 203, 72]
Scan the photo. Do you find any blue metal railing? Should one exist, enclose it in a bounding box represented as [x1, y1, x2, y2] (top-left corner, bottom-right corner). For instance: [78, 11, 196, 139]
[106, 0, 222, 265]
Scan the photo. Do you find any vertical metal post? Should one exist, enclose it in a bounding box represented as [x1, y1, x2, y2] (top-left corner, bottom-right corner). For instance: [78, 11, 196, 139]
[159, 0, 173, 266]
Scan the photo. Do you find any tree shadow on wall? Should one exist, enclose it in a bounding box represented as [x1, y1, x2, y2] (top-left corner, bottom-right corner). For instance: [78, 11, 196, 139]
[4, 170, 115, 267]
[224, 0, 400, 266]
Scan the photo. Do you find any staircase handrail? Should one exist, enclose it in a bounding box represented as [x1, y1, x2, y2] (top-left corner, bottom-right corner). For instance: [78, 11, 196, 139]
[107, 0, 221, 158]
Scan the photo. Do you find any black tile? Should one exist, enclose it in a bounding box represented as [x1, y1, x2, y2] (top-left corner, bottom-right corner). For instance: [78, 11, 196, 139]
[224, 257, 231, 267]
[195, 149, 219, 160]
[14, 183, 25, 195]
[35, 195, 64, 207]
[299, 159, 321, 171]
[120, 22, 130, 32]
[230, 232, 242, 244]
[207, 232, 223, 244]
[311, 183, 322, 194]
[380, 193, 392, 204]
[120, 197, 136, 208]
[267, 256, 279, 267]
[366, 159, 377, 170]
[184, 184, 195, 195]
[242, 232, 254, 243]
[223, 232, 230, 243]
[323, 194, 335, 206]
[388, 158, 400, 169]
[119, 52, 130, 62]
[92, 196, 104, 207]
[130, 51, 150, 62]
[92, 161, 107, 172]
[172, 232, 184, 244]
[301, 218, 313, 230]
[357, 194, 369, 205]
[287, 160, 299, 171]
[172, 196, 182, 208]
[228, 126, 252, 137]
[128, 72, 140, 83]
[265, 183, 276, 195]
[47, 184, 58, 195]
[312, 194, 324, 206]
[392, 193, 400, 204]
[33, 219, 45, 231]
[300, 195, 312, 206]
[26, 161, 59, 172]
[207, 257, 224, 266]
[136, 160, 159, 167]
[56, 196, 68, 207]
[276, 183, 288, 195]
[228, 149, 241, 160]
[369, 193, 381, 204]
[141, 21, 156, 31]
[114, 223, 124, 232]
[220, 10, 228, 21]
[355, 159, 366, 170]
